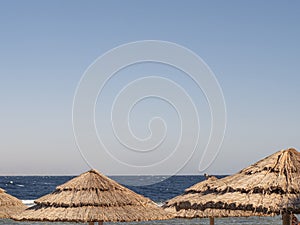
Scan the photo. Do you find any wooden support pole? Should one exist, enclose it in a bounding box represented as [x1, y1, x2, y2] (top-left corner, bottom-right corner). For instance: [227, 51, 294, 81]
[88, 222, 94, 225]
[282, 212, 292, 225]
[98, 222, 103, 225]
[209, 217, 214, 225]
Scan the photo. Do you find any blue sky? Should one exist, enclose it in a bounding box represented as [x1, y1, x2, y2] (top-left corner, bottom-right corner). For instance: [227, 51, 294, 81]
[0, 1, 299, 175]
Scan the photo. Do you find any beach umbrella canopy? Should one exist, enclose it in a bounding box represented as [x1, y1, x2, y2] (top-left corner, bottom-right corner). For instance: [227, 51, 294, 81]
[0, 187, 27, 219]
[163, 148, 300, 224]
[13, 169, 172, 224]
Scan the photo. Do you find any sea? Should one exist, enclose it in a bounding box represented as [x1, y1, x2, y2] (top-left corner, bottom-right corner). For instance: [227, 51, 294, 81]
[0, 175, 289, 225]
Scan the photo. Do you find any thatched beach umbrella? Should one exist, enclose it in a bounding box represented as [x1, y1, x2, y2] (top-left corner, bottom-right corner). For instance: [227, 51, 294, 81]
[164, 148, 300, 225]
[13, 169, 172, 224]
[0, 187, 27, 218]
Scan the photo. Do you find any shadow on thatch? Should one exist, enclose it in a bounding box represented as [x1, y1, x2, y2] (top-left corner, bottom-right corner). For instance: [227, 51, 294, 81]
[0, 187, 27, 219]
[13, 169, 173, 223]
[163, 148, 300, 218]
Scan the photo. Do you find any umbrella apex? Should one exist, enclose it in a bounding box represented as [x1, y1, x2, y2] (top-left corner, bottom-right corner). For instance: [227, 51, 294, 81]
[163, 148, 300, 218]
[13, 169, 173, 222]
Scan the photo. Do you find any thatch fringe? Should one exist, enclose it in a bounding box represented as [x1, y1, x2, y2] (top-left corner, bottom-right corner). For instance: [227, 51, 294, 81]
[0, 188, 27, 219]
[164, 148, 300, 218]
[14, 169, 173, 222]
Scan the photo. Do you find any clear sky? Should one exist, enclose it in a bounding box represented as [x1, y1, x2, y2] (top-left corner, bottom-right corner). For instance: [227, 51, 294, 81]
[0, 0, 299, 176]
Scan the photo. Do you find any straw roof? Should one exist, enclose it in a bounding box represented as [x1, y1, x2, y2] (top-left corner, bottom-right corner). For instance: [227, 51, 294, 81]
[0, 187, 27, 218]
[13, 169, 172, 222]
[164, 148, 300, 218]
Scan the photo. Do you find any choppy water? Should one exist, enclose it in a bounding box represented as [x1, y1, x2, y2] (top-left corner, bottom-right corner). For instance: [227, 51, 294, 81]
[0, 175, 295, 224]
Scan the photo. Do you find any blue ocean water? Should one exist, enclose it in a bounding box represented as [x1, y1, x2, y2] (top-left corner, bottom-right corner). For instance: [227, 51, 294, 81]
[0, 176, 287, 224]
[0, 175, 208, 203]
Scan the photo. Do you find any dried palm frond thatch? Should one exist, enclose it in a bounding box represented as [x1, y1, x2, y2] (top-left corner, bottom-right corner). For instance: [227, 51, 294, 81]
[164, 148, 300, 222]
[13, 169, 173, 224]
[0, 187, 27, 218]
